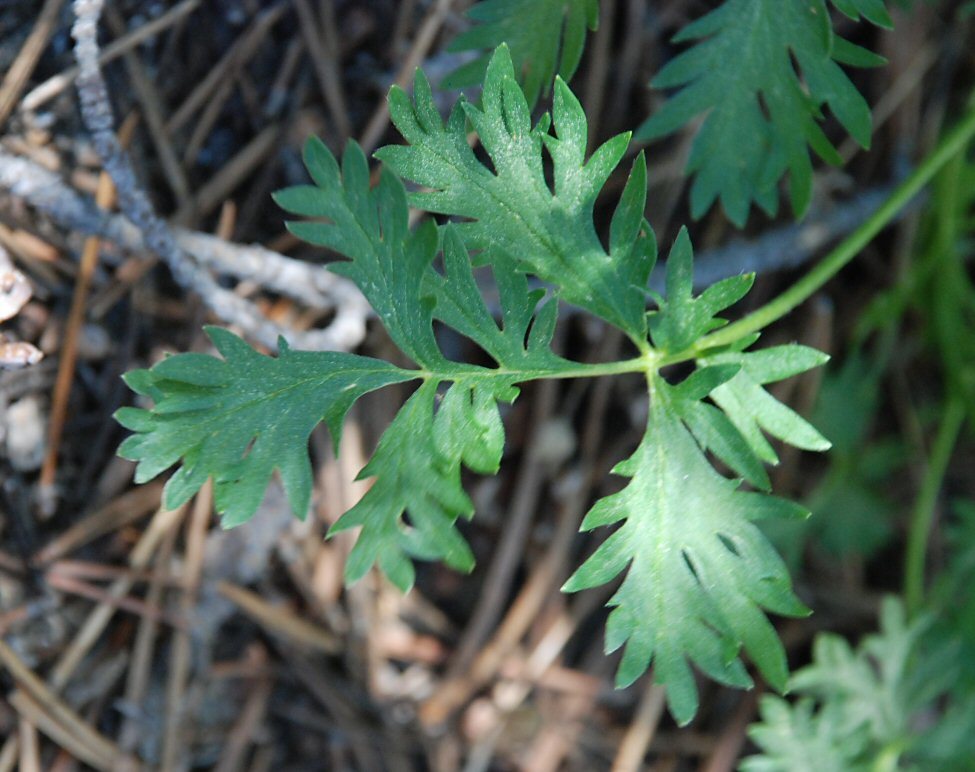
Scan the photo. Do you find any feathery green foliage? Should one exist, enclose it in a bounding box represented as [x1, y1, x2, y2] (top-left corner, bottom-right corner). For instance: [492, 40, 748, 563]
[744, 598, 975, 770]
[636, 0, 891, 226]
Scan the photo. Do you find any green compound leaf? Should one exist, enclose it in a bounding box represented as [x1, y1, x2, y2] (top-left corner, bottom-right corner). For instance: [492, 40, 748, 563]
[563, 377, 810, 725]
[443, 0, 599, 107]
[331, 377, 518, 592]
[117, 42, 838, 729]
[116, 326, 414, 528]
[636, 0, 889, 226]
[377, 45, 657, 345]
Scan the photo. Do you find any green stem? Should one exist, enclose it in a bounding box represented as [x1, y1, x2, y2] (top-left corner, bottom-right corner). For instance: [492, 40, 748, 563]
[904, 397, 966, 618]
[689, 94, 975, 355]
[419, 353, 652, 383]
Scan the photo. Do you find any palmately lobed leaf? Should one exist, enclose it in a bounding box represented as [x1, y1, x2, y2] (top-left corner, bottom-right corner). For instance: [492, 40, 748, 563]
[377, 45, 655, 345]
[743, 597, 975, 769]
[116, 326, 414, 528]
[561, 227, 831, 724]
[636, 0, 890, 226]
[741, 696, 871, 771]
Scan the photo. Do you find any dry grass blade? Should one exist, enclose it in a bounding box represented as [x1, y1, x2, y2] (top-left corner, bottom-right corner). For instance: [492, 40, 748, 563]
[611, 683, 667, 771]
[34, 481, 164, 565]
[49, 503, 187, 690]
[38, 113, 137, 513]
[0, 0, 66, 127]
[0, 641, 136, 770]
[293, 0, 351, 139]
[217, 580, 342, 654]
[212, 645, 272, 772]
[161, 484, 212, 770]
[166, 3, 286, 136]
[103, 9, 191, 205]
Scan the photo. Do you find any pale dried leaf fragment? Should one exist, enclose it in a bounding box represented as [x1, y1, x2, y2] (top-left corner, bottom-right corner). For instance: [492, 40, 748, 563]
[0, 259, 42, 369]
[0, 268, 31, 323]
[0, 339, 43, 369]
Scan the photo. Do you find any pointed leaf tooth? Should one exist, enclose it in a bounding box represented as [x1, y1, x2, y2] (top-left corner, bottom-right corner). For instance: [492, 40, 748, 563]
[610, 152, 648, 258]
[527, 297, 559, 352]
[302, 135, 340, 189]
[665, 227, 695, 302]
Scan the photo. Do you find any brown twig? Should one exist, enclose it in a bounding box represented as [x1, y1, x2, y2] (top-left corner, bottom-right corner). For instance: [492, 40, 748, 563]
[611, 682, 668, 771]
[166, 4, 287, 135]
[0, 640, 134, 770]
[217, 580, 342, 654]
[212, 645, 273, 772]
[582, 0, 615, 145]
[34, 481, 164, 565]
[293, 0, 351, 140]
[117, 520, 178, 753]
[103, 9, 191, 206]
[699, 689, 760, 772]
[38, 114, 136, 513]
[48, 503, 187, 691]
[17, 719, 40, 772]
[0, 0, 67, 127]
[161, 483, 212, 769]
[44, 572, 182, 628]
[174, 123, 282, 225]
[0, 147, 370, 349]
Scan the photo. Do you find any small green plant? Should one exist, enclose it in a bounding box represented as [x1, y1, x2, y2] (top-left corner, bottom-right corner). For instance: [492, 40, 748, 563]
[115, 0, 975, 728]
[743, 597, 975, 770]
